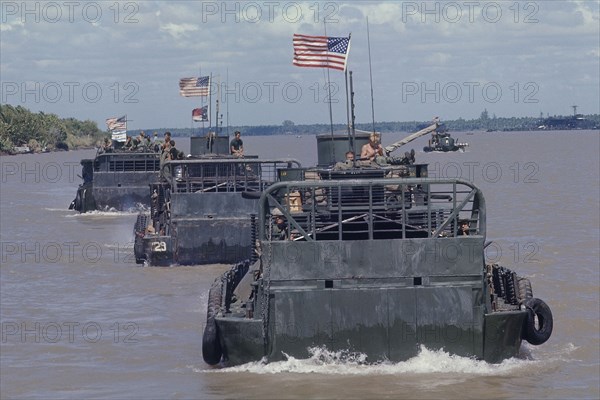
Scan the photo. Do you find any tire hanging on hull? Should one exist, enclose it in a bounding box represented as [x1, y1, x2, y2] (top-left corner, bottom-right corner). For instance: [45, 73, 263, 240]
[202, 279, 224, 365]
[522, 297, 553, 345]
[134, 214, 148, 264]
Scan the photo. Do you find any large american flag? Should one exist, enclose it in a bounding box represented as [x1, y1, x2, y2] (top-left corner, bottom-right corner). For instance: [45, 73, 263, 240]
[293, 34, 351, 71]
[179, 76, 210, 97]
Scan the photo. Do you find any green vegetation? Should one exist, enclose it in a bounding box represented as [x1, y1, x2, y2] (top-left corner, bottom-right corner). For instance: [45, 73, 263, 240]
[0, 104, 105, 154]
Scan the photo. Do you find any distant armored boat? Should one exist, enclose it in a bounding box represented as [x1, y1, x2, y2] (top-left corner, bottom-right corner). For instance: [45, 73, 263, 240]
[70, 148, 160, 213]
[423, 129, 468, 152]
[133, 134, 301, 266]
[201, 131, 552, 366]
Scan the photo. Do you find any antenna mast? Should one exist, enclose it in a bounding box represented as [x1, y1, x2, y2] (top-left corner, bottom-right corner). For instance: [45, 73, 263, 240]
[367, 17, 376, 134]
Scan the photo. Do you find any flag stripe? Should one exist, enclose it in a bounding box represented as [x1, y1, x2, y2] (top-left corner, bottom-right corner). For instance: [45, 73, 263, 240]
[179, 76, 210, 97]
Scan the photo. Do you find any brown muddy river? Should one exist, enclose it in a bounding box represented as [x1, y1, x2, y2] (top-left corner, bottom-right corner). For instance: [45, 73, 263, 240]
[1, 130, 598, 399]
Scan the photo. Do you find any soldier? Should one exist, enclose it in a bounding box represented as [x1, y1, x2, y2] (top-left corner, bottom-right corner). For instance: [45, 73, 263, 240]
[271, 209, 287, 240]
[458, 220, 470, 236]
[230, 131, 244, 157]
[360, 132, 384, 161]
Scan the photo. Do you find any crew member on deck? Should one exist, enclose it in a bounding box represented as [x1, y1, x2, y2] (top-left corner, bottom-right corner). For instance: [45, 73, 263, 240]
[458, 220, 470, 236]
[360, 132, 384, 161]
[230, 131, 244, 157]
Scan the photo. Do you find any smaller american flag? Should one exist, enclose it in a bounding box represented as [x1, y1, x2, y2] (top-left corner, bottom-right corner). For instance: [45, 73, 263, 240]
[192, 106, 208, 122]
[105, 115, 127, 132]
[179, 76, 210, 97]
[293, 34, 351, 71]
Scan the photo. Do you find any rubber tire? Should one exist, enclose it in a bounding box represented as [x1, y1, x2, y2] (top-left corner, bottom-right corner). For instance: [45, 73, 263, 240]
[202, 280, 223, 365]
[523, 297, 553, 345]
[74, 190, 82, 212]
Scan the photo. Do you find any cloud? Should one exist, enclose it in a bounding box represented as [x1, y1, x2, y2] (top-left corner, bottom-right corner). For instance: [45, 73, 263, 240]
[159, 22, 198, 39]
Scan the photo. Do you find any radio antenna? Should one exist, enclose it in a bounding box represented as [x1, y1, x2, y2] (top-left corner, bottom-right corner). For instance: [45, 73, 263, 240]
[367, 17, 376, 134]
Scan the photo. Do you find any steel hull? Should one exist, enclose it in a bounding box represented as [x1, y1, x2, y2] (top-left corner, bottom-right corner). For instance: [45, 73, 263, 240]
[213, 238, 527, 365]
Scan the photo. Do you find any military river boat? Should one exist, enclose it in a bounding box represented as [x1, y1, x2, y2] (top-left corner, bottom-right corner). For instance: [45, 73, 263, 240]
[133, 134, 301, 266]
[70, 147, 161, 213]
[201, 131, 553, 366]
[423, 129, 468, 152]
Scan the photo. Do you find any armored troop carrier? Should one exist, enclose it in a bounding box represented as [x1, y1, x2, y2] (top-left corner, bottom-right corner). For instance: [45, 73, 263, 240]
[201, 128, 552, 366]
[70, 148, 160, 213]
[133, 134, 301, 266]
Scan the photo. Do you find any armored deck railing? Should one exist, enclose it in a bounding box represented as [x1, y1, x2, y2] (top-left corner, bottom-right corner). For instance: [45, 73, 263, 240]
[93, 151, 161, 173]
[161, 159, 301, 194]
[259, 178, 485, 241]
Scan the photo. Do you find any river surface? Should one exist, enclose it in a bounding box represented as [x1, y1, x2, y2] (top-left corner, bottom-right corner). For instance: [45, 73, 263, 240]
[1, 130, 599, 399]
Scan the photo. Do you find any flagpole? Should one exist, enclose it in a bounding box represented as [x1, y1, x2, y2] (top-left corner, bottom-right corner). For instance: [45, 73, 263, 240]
[209, 73, 213, 133]
[202, 64, 204, 136]
[215, 75, 220, 135]
[226, 68, 230, 137]
[345, 33, 352, 154]
[323, 20, 335, 163]
[349, 71, 356, 155]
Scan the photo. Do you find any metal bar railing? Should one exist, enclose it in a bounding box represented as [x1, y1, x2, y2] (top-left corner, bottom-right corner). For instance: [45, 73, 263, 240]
[161, 159, 300, 193]
[260, 178, 485, 242]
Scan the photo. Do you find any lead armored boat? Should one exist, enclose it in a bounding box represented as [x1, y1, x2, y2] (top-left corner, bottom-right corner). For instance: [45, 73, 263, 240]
[133, 134, 301, 266]
[202, 128, 553, 366]
[70, 147, 161, 212]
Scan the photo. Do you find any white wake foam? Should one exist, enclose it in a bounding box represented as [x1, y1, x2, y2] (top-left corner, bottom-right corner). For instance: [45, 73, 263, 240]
[201, 344, 577, 376]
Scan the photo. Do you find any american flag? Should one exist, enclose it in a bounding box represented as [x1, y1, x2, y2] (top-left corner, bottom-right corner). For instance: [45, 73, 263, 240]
[179, 76, 210, 97]
[105, 115, 126, 132]
[192, 106, 208, 122]
[293, 34, 351, 71]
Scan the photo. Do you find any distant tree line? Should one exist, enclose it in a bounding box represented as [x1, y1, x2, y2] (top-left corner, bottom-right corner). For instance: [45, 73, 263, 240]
[139, 112, 599, 138]
[0, 104, 104, 154]
[2, 105, 597, 155]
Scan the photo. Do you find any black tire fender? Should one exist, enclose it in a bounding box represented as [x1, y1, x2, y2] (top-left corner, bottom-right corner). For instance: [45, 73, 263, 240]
[74, 189, 83, 212]
[522, 297, 553, 345]
[202, 279, 224, 365]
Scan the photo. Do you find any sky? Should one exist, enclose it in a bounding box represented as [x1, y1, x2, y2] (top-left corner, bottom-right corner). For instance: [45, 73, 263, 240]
[1, 1, 599, 130]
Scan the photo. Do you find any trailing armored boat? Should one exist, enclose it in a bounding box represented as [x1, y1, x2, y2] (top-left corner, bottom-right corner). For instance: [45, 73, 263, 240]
[133, 134, 301, 266]
[201, 124, 552, 366]
[69, 145, 161, 213]
[423, 128, 468, 152]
